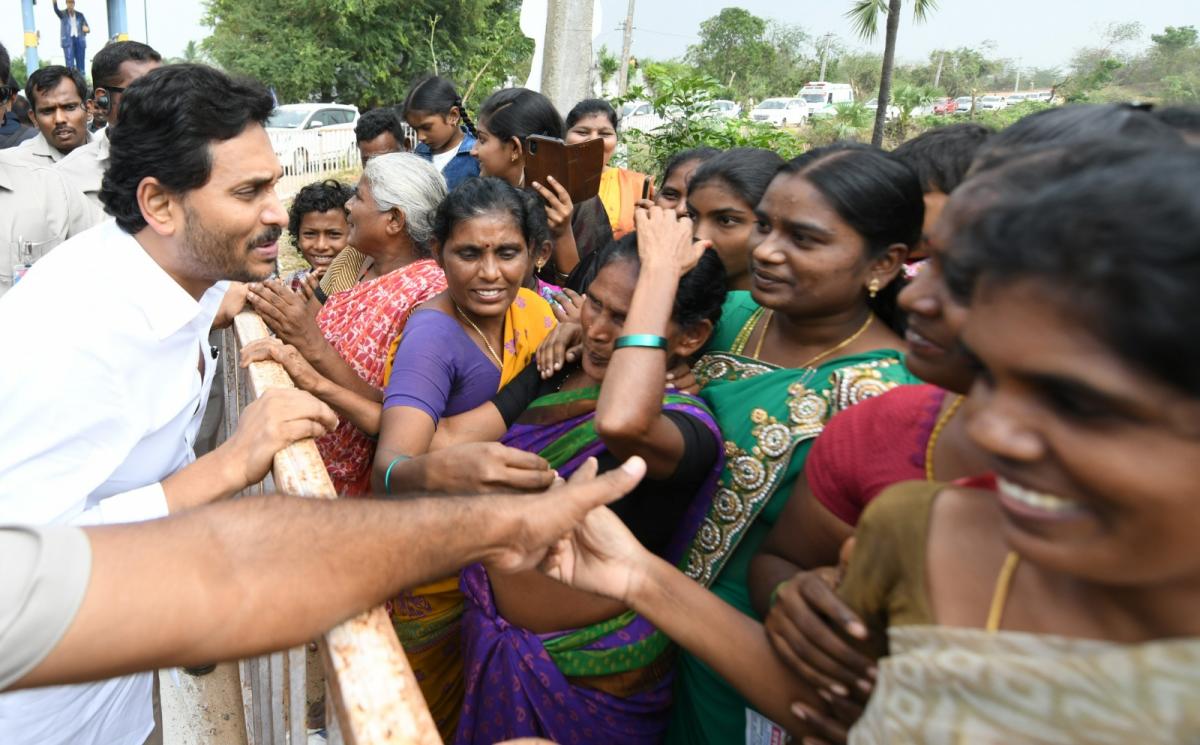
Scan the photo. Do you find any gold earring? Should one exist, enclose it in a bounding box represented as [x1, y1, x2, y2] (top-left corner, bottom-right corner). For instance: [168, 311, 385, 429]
[868, 278, 880, 299]
[535, 258, 546, 271]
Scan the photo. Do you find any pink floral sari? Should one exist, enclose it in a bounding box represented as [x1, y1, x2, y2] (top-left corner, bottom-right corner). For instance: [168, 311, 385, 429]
[314, 258, 446, 495]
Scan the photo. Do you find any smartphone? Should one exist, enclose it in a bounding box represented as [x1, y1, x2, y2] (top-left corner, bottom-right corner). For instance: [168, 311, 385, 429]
[524, 135, 605, 204]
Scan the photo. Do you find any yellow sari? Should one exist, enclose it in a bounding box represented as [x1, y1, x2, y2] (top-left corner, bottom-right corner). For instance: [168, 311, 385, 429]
[385, 287, 557, 740]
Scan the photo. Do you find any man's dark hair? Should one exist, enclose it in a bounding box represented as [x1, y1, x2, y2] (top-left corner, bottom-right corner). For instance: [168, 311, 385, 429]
[91, 41, 162, 89]
[892, 122, 992, 194]
[0, 43, 10, 87]
[100, 64, 274, 233]
[356, 107, 406, 144]
[288, 179, 354, 240]
[1154, 106, 1200, 138]
[25, 65, 87, 109]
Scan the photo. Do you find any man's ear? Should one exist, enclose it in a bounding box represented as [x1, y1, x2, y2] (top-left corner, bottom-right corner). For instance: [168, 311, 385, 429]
[138, 177, 179, 237]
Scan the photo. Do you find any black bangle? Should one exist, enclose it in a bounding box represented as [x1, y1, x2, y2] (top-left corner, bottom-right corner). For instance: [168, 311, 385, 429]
[313, 285, 328, 305]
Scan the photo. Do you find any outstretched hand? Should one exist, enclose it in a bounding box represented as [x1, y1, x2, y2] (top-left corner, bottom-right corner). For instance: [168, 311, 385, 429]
[246, 278, 324, 355]
[486, 456, 647, 576]
[532, 458, 652, 604]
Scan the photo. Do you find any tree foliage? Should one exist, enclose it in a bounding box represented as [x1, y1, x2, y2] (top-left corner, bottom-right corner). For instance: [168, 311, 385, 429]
[684, 8, 816, 102]
[201, 0, 533, 108]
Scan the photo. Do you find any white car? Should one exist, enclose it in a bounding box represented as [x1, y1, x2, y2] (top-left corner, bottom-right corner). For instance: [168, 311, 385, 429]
[954, 96, 974, 113]
[705, 99, 742, 119]
[865, 99, 901, 121]
[749, 97, 807, 126]
[619, 100, 667, 132]
[266, 103, 360, 173]
[977, 95, 1007, 111]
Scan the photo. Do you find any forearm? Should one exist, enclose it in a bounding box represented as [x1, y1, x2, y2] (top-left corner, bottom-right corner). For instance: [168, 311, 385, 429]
[748, 552, 804, 617]
[309, 342, 383, 403]
[161, 447, 246, 513]
[314, 377, 381, 435]
[631, 554, 821, 732]
[595, 262, 675, 439]
[552, 230, 580, 275]
[21, 494, 515, 688]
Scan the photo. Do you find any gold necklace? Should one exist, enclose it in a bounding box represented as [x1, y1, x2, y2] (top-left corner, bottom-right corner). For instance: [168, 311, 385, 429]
[454, 304, 503, 369]
[797, 314, 874, 369]
[752, 310, 773, 359]
[925, 394, 964, 481]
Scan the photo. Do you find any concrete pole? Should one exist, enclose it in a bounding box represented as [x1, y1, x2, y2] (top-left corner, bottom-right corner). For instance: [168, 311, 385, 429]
[540, 0, 595, 115]
[616, 0, 635, 97]
[21, 0, 39, 75]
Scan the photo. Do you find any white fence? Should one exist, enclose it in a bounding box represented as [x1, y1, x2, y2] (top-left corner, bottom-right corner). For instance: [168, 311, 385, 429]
[269, 128, 363, 200]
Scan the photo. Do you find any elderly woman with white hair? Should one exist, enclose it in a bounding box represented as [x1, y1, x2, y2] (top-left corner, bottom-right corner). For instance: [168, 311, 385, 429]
[242, 152, 449, 496]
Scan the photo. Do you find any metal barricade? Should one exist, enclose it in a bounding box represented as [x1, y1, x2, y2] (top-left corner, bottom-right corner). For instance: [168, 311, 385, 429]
[222, 312, 441, 745]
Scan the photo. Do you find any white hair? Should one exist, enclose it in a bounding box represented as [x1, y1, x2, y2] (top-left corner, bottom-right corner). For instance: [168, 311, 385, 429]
[362, 152, 448, 253]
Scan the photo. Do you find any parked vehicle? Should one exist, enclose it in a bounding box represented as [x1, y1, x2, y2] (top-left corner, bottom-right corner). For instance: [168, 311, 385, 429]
[1008, 93, 1029, 105]
[1033, 90, 1054, 102]
[705, 99, 742, 118]
[954, 96, 974, 114]
[932, 97, 958, 115]
[267, 103, 360, 173]
[620, 100, 666, 132]
[977, 95, 1007, 111]
[798, 81, 855, 118]
[865, 98, 901, 121]
[749, 97, 808, 126]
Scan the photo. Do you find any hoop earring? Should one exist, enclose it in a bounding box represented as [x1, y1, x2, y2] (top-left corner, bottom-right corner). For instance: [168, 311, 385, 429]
[868, 278, 880, 299]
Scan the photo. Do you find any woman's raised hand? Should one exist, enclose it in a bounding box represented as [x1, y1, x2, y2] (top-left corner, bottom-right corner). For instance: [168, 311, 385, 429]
[634, 204, 711, 276]
[531, 175, 575, 238]
[246, 278, 324, 356]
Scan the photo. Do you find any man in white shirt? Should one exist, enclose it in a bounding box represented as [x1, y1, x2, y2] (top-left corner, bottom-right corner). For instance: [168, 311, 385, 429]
[2, 65, 90, 168]
[57, 41, 162, 209]
[0, 63, 337, 745]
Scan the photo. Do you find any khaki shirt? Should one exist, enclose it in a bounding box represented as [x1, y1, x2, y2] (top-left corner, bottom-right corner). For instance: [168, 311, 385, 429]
[0, 524, 92, 691]
[0, 159, 103, 296]
[7, 130, 90, 167]
[56, 127, 108, 210]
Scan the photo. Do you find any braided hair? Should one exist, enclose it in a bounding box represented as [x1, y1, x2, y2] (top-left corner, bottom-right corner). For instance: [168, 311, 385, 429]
[403, 75, 476, 136]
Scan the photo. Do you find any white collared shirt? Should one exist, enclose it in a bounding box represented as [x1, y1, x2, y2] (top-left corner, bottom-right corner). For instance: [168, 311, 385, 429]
[0, 219, 226, 745]
[6, 129, 91, 166]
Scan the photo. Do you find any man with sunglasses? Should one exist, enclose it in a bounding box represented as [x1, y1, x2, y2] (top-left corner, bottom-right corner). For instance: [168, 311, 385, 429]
[57, 41, 161, 209]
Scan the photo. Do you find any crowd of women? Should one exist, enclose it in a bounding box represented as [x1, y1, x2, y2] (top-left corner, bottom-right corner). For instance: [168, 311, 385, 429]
[235, 72, 1200, 744]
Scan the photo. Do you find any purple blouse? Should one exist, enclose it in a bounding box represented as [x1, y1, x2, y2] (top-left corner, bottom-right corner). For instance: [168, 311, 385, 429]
[382, 309, 500, 424]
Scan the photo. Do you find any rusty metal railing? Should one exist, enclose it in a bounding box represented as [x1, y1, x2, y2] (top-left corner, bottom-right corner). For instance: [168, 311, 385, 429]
[223, 312, 441, 745]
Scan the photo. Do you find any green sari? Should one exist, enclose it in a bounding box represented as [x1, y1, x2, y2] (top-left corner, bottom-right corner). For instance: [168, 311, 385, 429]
[667, 293, 921, 745]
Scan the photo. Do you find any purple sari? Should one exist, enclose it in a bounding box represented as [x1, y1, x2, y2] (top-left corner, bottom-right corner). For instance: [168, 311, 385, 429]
[454, 391, 724, 744]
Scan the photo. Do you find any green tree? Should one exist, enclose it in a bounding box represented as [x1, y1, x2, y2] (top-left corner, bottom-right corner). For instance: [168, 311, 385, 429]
[891, 82, 936, 136]
[169, 40, 206, 65]
[686, 8, 774, 95]
[827, 50, 883, 101]
[202, 0, 533, 108]
[1150, 25, 1198, 52]
[847, 0, 938, 146]
[596, 45, 620, 92]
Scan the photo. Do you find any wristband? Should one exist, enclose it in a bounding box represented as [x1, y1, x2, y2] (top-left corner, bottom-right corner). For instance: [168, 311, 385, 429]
[768, 579, 790, 609]
[614, 334, 668, 351]
[383, 455, 411, 494]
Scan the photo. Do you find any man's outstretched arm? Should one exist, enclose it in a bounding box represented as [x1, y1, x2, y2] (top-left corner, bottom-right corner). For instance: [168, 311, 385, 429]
[10, 457, 645, 690]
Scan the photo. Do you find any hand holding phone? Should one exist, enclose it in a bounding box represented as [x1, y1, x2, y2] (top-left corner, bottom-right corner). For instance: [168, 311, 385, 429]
[524, 136, 605, 204]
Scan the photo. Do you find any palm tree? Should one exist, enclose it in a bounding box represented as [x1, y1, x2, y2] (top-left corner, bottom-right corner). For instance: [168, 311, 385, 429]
[846, 0, 937, 146]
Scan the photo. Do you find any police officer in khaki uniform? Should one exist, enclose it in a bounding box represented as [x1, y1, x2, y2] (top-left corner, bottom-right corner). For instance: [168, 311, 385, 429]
[0, 160, 101, 297]
[57, 41, 162, 210]
[4, 65, 90, 169]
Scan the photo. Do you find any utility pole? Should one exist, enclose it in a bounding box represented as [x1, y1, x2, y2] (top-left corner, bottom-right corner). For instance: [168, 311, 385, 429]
[817, 33, 836, 82]
[933, 50, 945, 88]
[616, 0, 636, 97]
[1013, 57, 1022, 93]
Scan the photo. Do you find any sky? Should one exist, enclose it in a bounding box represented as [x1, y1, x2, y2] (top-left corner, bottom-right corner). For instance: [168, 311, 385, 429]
[2, 0, 1196, 79]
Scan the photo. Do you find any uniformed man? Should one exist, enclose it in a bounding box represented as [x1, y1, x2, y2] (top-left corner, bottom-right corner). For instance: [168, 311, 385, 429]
[2, 65, 90, 168]
[0, 49, 101, 297]
[57, 41, 162, 208]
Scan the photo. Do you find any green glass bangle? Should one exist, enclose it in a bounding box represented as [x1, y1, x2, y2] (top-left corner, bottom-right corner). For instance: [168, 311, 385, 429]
[768, 579, 790, 609]
[383, 455, 411, 494]
[614, 334, 668, 351]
